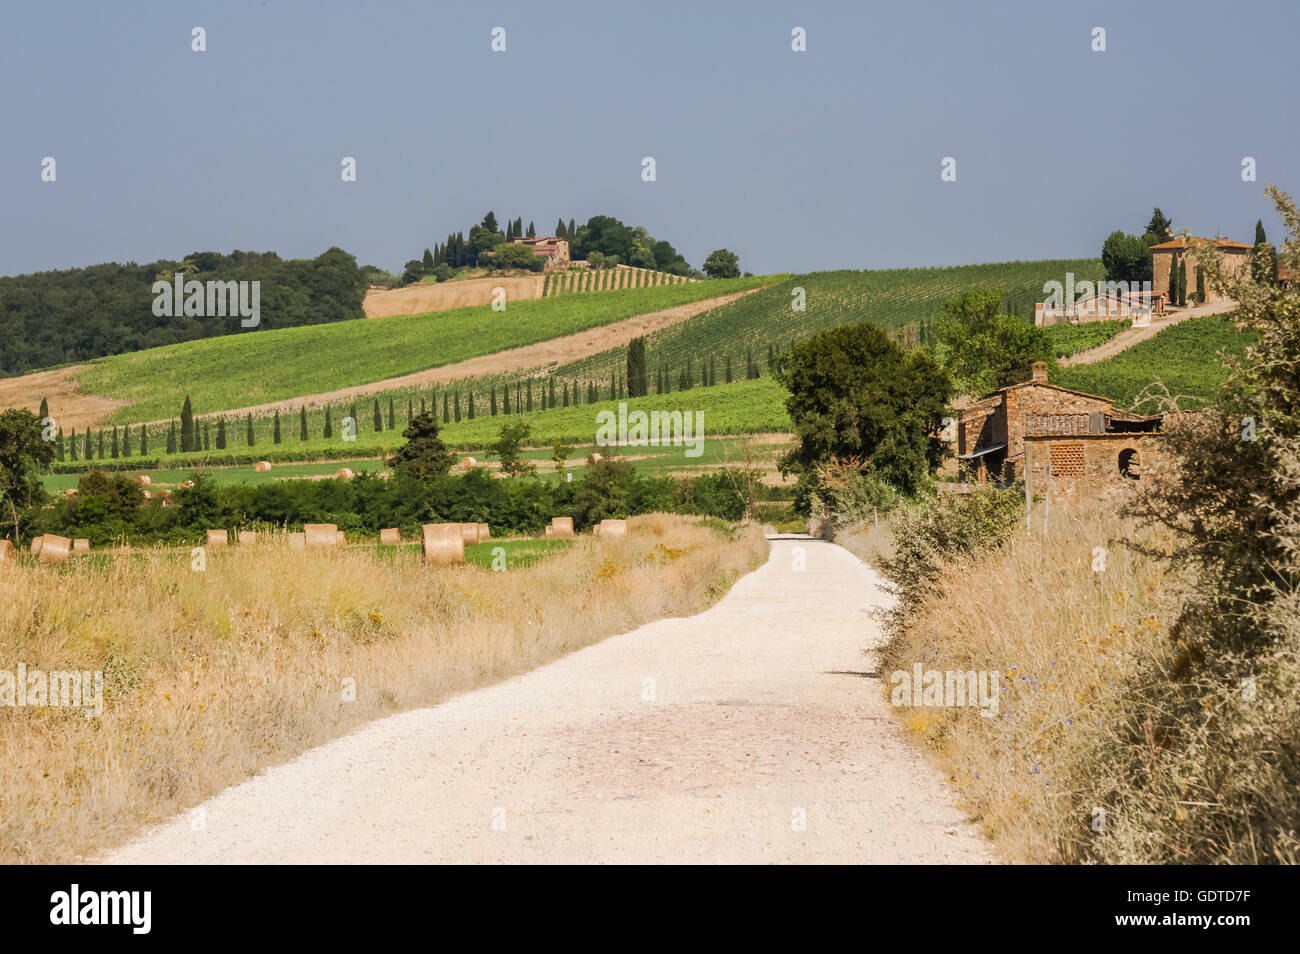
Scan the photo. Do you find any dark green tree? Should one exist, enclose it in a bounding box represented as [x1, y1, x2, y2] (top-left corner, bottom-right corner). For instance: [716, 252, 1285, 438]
[1144, 207, 1174, 243]
[246, 414, 255, 446]
[0, 409, 55, 541]
[216, 418, 227, 450]
[166, 422, 176, 454]
[300, 407, 308, 441]
[180, 395, 194, 452]
[702, 249, 740, 279]
[324, 406, 333, 439]
[627, 337, 649, 397]
[387, 397, 395, 430]
[273, 410, 282, 444]
[387, 412, 455, 480]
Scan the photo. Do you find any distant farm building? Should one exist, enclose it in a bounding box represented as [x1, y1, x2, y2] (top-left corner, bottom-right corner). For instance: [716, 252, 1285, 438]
[1150, 237, 1252, 305]
[957, 361, 1167, 501]
[1035, 286, 1164, 326]
[511, 236, 570, 270]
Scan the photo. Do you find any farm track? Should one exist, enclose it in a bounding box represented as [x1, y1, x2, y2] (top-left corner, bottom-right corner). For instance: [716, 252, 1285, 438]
[1058, 300, 1238, 366]
[104, 536, 994, 865]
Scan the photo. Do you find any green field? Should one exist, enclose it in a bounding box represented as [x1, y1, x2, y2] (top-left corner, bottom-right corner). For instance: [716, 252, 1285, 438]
[76, 276, 769, 424]
[1054, 314, 1255, 410]
[1042, 319, 1128, 358]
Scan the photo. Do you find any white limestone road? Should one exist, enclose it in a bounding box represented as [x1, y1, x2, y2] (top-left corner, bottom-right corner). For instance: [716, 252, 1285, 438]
[104, 537, 994, 864]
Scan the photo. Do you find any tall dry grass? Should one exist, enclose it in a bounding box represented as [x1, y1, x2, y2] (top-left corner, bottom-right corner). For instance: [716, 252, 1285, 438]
[0, 514, 766, 863]
[875, 503, 1194, 863]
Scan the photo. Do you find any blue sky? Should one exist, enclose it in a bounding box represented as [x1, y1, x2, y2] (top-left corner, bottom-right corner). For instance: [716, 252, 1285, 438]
[2, 0, 1296, 277]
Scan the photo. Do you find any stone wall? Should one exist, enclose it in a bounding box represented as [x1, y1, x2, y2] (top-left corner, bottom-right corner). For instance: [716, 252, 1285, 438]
[1024, 433, 1168, 504]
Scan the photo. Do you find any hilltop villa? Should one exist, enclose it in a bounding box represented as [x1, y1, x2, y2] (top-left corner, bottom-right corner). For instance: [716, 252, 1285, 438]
[1150, 237, 1253, 304]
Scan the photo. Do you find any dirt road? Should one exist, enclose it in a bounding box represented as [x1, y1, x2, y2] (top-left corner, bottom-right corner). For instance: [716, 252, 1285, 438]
[1059, 299, 1237, 366]
[104, 536, 992, 864]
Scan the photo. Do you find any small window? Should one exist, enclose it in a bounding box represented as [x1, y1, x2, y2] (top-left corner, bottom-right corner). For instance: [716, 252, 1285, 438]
[1118, 448, 1140, 479]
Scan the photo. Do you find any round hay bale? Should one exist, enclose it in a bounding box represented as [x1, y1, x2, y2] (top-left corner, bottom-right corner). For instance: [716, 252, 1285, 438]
[460, 456, 477, 469]
[597, 519, 628, 538]
[238, 530, 256, 546]
[136, 474, 152, 486]
[477, 523, 490, 541]
[254, 460, 272, 473]
[459, 523, 480, 545]
[0, 540, 15, 565]
[379, 528, 401, 545]
[288, 532, 306, 550]
[336, 530, 346, 545]
[304, 523, 339, 549]
[72, 539, 90, 553]
[421, 523, 465, 565]
[335, 468, 354, 481]
[38, 534, 70, 565]
[550, 517, 574, 535]
[206, 529, 228, 549]
[30, 535, 44, 555]
[544, 526, 555, 539]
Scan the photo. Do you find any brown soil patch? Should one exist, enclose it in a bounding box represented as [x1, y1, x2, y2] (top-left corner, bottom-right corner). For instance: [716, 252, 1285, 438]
[364, 276, 545, 317]
[0, 365, 129, 432]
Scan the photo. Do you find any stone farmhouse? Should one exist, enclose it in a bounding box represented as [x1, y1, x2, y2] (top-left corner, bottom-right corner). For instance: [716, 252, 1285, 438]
[511, 235, 570, 270]
[1034, 287, 1165, 326]
[957, 362, 1166, 500]
[1150, 237, 1252, 304]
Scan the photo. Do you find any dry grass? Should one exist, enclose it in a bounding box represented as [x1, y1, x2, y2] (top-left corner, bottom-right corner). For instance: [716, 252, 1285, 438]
[875, 503, 1192, 863]
[0, 514, 766, 864]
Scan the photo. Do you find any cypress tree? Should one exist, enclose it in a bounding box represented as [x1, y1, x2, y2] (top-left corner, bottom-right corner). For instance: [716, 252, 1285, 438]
[468, 392, 476, 420]
[38, 397, 49, 423]
[443, 394, 450, 424]
[350, 402, 359, 431]
[69, 429, 77, 461]
[1196, 267, 1206, 304]
[300, 407, 308, 441]
[526, 381, 533, 412]
[122, 425, 131, 458]
[98, 431, 104, 459]
[454, 392, 461, 422]
[166, 422, 176, 455]
[180, 396, 194, 452]
[245, 414, 254, 446]
[203, 422, 210, 451]
[423, 248, 434, 270]
[767, 343, 774, 369]
[556, 218, 565, 239]
[324, 406, 333, 439]
[1178, 258, 1188, 306]
[374, 398, 384, 430]
[407, 398, 413, 422]
[491, 386, 498, 416]
[217, 418, 227, 449]
[140, 425, 147, 455]
[563, 383, 570, 407]
[388, 397, 395, 429]
[57, 428, 65, 461]
[549, 377, 557, 407]
[274, 410, 282, 444]
[111, 426, 119, 458]
[725, 355, 733, 383]
[568, 218, 576, 238]
[527, 221, 535, 238]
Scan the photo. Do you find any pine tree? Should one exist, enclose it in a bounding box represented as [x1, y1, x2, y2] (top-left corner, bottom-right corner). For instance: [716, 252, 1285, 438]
[166, 422, 176, 455]
[324, 407, 333, 439]
[217, 419, 227, 449]
[180, 396, 194, 452]
[246, 414, 255, 446]
[300, 407, 308, 441]
[274, 410, 282, 444]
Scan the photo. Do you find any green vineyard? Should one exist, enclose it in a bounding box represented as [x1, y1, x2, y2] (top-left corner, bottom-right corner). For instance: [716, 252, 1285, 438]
[542, 264, 696, 295]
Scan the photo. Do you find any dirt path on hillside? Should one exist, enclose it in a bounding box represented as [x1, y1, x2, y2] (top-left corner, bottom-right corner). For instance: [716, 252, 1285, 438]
[0, 289, 763, 429]
[103, 536, 993, 864]
[1059, 299, 1238, 366]
[135, 288, 764, 423]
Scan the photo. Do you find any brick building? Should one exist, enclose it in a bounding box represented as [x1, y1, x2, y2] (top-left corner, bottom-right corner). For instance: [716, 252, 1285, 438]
[1150, 237, 1252, 304]
[957, 362, 1165, 499]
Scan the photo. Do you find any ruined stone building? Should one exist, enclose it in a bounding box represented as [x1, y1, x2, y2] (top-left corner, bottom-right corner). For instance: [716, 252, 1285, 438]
[957, 362, 1166, 501]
